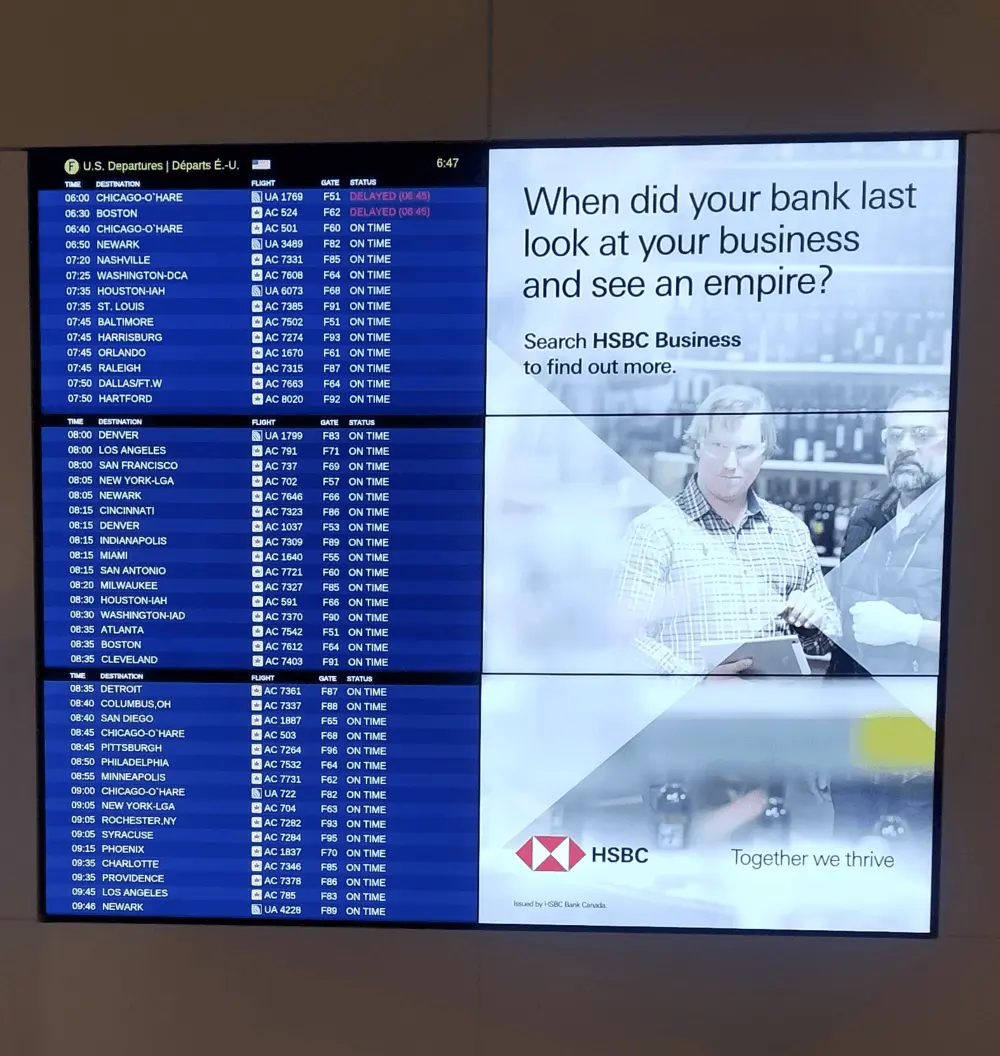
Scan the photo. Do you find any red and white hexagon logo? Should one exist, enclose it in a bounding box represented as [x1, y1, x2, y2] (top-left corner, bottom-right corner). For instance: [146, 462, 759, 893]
[515, 835, 587, 872]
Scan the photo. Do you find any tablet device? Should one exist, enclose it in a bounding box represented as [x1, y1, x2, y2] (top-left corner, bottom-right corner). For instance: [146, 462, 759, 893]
[700, 634, 811, 676]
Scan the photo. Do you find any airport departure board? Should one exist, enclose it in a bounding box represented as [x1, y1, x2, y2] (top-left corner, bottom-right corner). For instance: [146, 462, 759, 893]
[32, 138, 960, 932]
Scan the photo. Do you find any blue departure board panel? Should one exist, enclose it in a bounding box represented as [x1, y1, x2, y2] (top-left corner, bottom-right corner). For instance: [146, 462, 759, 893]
[33, 143, 488, 923]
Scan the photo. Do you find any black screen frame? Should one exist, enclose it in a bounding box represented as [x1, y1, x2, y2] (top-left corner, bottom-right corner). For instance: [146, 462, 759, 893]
[28, 130, 966, 936]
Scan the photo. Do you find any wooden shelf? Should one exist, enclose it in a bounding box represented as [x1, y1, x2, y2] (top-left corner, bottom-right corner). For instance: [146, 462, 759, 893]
[680, 359, 949, 376]
[651, 451, 885, 475]
[762, 458, 885, 475]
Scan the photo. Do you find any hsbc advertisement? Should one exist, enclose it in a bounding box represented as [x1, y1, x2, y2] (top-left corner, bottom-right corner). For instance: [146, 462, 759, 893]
[478, 138, 959, 933]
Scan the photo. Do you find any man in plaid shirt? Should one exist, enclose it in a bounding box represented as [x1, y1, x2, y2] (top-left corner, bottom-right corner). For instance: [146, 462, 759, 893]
[617, 384, 840, 675]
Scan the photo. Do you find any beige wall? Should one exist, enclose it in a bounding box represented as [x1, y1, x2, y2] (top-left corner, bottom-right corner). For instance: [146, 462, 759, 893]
[2, 2, 1000, 1051]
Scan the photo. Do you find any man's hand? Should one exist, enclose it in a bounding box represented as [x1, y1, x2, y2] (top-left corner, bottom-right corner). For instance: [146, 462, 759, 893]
[850, 600, 923, 647]
[691, 789, 767, 844]
[780, 590, 825, 631]
[707, 657, 753, 678]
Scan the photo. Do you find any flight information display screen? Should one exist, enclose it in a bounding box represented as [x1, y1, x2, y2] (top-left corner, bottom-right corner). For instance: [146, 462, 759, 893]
[32, 137, 961, 932]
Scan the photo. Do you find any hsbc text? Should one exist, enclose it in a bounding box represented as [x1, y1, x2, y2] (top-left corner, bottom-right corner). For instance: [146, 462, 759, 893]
[591, 846, 649, 863]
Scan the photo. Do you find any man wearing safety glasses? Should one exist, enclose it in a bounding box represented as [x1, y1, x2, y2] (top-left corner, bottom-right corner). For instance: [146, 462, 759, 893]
[829, 385, 948, 678]
[617, 383, 839, 676]
[825, 385, 948, 846]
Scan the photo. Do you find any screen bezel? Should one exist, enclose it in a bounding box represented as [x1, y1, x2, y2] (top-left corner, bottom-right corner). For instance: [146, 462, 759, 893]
[28, 131, 966, 935]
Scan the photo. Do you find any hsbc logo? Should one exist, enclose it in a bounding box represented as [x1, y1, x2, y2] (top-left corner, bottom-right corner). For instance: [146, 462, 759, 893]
[516, 835, 586, 872]
[515, 836, 649, 871]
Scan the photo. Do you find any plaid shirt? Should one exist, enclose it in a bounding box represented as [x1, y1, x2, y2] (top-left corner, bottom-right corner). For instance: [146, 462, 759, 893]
[617, 475, 841, 674]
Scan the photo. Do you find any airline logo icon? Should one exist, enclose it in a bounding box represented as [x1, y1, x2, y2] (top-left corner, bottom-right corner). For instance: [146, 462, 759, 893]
[516, 835, 586, 872]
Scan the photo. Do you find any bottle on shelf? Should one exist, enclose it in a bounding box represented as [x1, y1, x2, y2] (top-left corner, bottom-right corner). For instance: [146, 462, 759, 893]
[841, 309, 860, 358]
[771, 387, 790, 459]
[818, 311, 836, 365]
[873, 814, 908, 841]
[833, 483, 852, 558]
[778, 312, 798, 365]
[756, 781, 790, 844]
[789, 401, 809, 462]
[872, 310, 890, 366]
[670, 411, 685, 452]
[807, 481, 834, 558]
[903, 311, 922, 365]
[859, 401, 879, 464]
[891, 308, 907, 366]
[649, 781, 692, 851]
[857, 313, 877, 365]
[803, 309, 822, 365]
[847, 311, 864, 365]
[805, 387, 823, 461]
[845, 409, 864, 462]
[939, 317, 953, 368]
[792, 479, 809, 525]
[769, 476, 791, 511]
[829, 414, 846, 462]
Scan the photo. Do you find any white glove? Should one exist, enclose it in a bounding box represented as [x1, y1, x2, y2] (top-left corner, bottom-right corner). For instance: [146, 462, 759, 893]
[849, 601, 923, 647]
